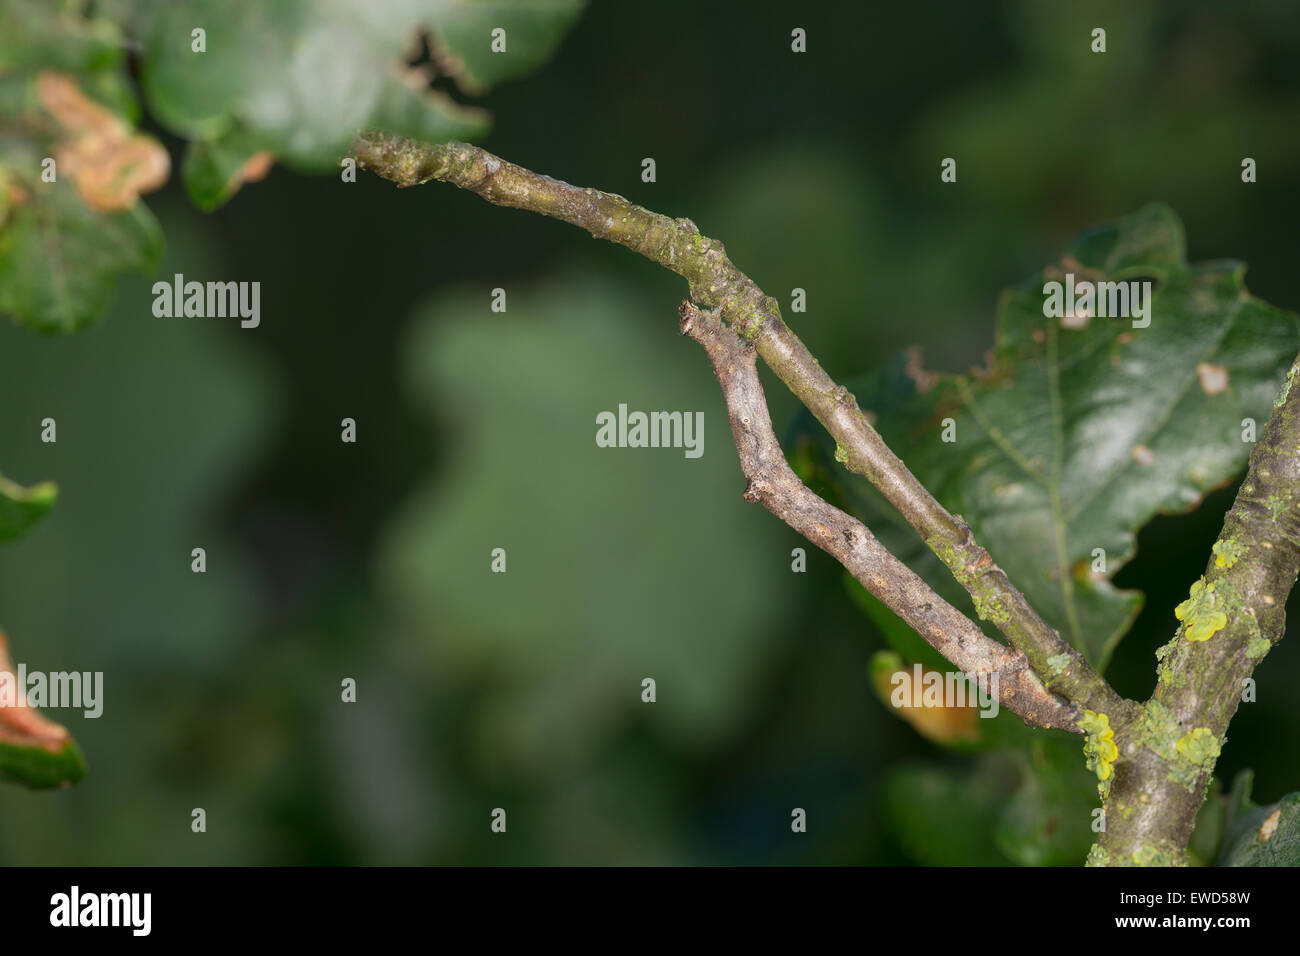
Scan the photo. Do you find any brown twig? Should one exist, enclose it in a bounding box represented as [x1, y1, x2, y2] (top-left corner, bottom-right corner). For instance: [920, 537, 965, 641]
[350, 130, 1124, 718]
[676, 300, 1077, 728]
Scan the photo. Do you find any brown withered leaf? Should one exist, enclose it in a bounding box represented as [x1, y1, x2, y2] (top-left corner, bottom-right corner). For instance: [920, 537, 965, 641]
[35, 71, 169, 212]
[0, 632, 71, 753]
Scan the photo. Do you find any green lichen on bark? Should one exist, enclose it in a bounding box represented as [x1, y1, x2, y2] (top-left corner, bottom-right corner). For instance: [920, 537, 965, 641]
[973, 593, 1011, 626]
[1171, 728, 1222, 791]
[1246, 633, 1272, 660]
[1085, 844, 1110, 867]
[1265, 494, 1290, 522]
[1047, 653, 1073, 677]
[1131, 700, 1182, 760]
[1274, 358, 1298, 409]
[1131, 844, 1182, 866]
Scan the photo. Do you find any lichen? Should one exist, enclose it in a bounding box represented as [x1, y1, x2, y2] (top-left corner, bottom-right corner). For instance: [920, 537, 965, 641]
[1132, 700, 1177, 748]
[1176, 728, 1220, 764]
[1046, 653, 1073, 678]
[926, 536, 972, 587]
[833, 442, 848, 464]
[1275, 360, 1298, 409]
[973, 593, 1011, 626]
[1157, 654, 1188, 689]
[1242, 608, 1270, 660]
[1174, 577, 1228, 642]
[1211, 538, 1245, 569]
[1246, 633, 1272, 660]
[1170, 727, 1222, 791]
[1131, 844, 1181, 866]
[1079, 709, 1118, 799]
[1085, 844, 1109, 867]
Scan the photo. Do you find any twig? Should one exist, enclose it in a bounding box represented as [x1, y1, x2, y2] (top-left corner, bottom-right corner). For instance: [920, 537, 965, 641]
[679, 301, 1076, 729]
[350, 130, 1124, 717]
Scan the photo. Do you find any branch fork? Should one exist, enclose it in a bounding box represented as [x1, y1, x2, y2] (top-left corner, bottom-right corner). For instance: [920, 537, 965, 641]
[353, 130, 1300, 865]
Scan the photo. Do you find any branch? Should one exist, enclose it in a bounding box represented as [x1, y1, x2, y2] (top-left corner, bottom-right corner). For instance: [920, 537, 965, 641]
[1093, 356, 1300, 865]
[351, 130, 1124, 717]
[679, 301, 1075, 729]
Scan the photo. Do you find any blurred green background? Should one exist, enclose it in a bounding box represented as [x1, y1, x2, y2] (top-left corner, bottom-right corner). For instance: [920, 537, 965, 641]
[2, 0, 1299, 864]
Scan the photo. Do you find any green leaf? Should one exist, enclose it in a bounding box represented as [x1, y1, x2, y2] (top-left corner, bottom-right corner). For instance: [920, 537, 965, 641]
[885, 761, 1012, 865]
[793, 205, 1300, 670]
[992, 733, 1101, 866]
[0, 4, 167, 333]
[181, 124, 272, 212]
[1219, 791, 1300, 866]
[0, 0, 124, 74]
[0, 187, 164, 333]
[886, 732, 1097, 866]
[0, 473, 56, 543]
[1187, 776, 1227, 866]
[138, 0, 583, 189]
[0, 739, 86, 789]
[425, 0, 586, 94]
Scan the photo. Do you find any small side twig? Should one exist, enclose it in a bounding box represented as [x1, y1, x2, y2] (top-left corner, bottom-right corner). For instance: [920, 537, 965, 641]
[679, 301, 1076, 731]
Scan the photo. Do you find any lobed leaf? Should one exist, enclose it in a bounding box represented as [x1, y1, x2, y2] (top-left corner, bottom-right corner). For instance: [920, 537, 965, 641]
[794, 204, 1300, 670]
[0, 4, 166, 333]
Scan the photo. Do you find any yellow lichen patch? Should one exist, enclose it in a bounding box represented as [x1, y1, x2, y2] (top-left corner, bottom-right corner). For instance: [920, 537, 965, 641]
[1212, 539, 1244, 569]
[1175, 727, 1220, 765]
[1079, 710, 1118, 796]
[1174, 578, 1228, 642]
